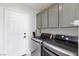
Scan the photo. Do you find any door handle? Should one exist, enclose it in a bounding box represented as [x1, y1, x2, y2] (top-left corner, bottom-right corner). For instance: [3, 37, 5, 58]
[24, 36, 26, 38]
[24, 33, 26, 35]
[24, 33, 26, 38]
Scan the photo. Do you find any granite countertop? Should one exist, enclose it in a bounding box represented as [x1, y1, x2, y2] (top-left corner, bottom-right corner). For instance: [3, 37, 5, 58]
[31, 36, 78, 56]
[43, 39, 78, 56]
[31, 36, 43, 44]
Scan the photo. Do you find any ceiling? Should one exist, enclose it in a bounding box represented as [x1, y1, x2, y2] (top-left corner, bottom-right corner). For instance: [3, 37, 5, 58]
[24, 3, 53, 13]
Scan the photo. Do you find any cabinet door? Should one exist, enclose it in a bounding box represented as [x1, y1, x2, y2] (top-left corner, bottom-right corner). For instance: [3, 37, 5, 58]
[75, 3, 79, 20]
[59, 4, 63, 27]
[41, 10, 48, 28]
[37, 13, 41, 28]
[48, 4, 58, 28]
[61, 3, 77, 27]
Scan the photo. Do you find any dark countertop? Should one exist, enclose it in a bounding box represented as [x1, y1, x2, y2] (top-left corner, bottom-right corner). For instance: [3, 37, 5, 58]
[31, 36, 78, 56]
[31, 36, 43, 44]
[34, 36, 43, 40]
[43, 39, 78, 56]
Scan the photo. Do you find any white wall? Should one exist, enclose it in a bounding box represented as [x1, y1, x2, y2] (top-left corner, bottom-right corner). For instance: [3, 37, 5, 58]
[0, 3, 36, 55]
[41, 27, 78, 36]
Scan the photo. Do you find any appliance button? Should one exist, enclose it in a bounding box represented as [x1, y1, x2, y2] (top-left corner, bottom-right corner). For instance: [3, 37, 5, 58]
[61, 35, 64, 38]
[65, 37, 69, 40]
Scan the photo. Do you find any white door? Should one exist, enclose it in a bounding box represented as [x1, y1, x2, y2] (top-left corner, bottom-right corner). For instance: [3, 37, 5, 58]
[0, 7, 4, 55]
[4, 8, 29, 56]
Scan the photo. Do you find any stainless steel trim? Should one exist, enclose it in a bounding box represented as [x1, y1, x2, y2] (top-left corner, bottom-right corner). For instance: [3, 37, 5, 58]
[43, 47, 57, 56]
[43, 42, 77, 56]
[31, 38, 42, 44]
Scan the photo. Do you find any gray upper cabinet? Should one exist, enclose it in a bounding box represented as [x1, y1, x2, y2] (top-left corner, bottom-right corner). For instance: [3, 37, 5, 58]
[76, 3, 79, 20]
[59, 4, 63, 27]
[48, 4, 58, 28]
[37, 13, 41, 28]
[36, 3, 79, 29]
[41, 10, 48, 28]
[59, 3, 78, 27]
